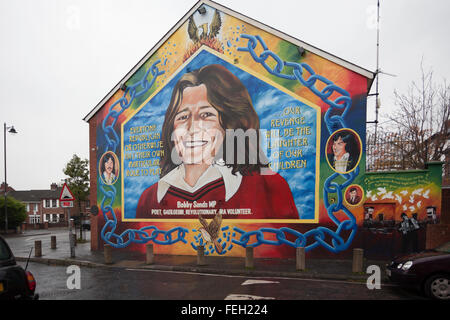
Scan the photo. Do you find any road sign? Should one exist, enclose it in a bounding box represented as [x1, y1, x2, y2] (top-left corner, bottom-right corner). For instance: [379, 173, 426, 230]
[59, 183, 75, 201]
[61, 201, 74, 208]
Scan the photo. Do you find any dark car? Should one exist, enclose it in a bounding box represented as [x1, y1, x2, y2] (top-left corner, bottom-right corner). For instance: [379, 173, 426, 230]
[82, 219, 91, 231]
[386, 241, 450, 300]
[0, 236, 38, 300]
[73, 216, 91, 231]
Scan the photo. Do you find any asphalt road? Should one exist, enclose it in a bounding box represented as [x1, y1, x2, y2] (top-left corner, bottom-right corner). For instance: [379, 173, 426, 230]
[6, 227, 87, 258]
[20, 262, 425, 301]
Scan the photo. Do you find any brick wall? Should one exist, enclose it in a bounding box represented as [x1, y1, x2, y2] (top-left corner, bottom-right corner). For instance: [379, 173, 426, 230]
[89, 117, 99, 250]
[442, 188, 450, 224]
[41, 200, 89, 220]
[42, 204, 65, 216]
[24, 202, 41, 224]
[424, 181, 450, 249]
[426, 223, 450, 249]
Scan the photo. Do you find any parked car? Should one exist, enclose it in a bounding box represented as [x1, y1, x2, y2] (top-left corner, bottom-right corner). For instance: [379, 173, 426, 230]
[386, 241, 450, 300]
[82, 219, 91, 231]
[72, 216, 91, 231]
[0, 236, 38, 300]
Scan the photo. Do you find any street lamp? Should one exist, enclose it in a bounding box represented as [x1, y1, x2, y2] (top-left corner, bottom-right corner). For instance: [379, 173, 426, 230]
[3, 123, 18, 233]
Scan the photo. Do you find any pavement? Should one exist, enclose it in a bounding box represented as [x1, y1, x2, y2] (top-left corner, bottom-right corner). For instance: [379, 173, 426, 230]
[2, 227, 390, 282]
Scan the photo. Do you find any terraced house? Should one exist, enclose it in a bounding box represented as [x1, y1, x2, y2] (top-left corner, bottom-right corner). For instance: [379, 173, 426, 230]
[4, 183, 90, 229]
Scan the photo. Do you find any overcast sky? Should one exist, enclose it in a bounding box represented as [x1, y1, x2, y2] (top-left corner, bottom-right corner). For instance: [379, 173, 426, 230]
[1, 0, 449, 190]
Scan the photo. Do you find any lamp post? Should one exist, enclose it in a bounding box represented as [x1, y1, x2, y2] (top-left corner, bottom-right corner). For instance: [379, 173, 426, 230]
[3, 123, 17, 233]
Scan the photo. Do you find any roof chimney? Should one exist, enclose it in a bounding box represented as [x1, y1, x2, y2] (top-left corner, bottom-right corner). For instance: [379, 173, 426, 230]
[1, 182, 14, 193]
[51, 183, 58, 191]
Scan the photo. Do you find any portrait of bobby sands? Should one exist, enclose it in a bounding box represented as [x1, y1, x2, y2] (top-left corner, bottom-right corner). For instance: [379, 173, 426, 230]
[135, 64, 299, 219]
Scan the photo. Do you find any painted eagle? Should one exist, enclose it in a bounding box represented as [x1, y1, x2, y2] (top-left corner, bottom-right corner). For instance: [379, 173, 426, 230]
[188, 9, 222, 43]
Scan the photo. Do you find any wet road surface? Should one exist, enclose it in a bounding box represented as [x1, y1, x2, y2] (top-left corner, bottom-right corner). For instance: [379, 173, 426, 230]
[20, 262, 426, 300]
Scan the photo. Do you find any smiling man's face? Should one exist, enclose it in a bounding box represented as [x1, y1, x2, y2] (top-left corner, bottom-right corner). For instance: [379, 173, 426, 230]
[332, 136, 347, 159]
[105, 157, 114, 175]
[172, 84, 225, 165]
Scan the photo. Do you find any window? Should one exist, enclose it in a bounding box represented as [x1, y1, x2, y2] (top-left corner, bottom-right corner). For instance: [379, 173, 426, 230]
[0, 238, 12, 261]
[30, 215, 40, 224]
[45, 199, 50, 208]
[52, 199, 57, 208]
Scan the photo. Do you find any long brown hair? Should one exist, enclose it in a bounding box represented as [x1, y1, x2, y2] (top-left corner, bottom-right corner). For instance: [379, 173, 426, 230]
[160, 64, 267, 177]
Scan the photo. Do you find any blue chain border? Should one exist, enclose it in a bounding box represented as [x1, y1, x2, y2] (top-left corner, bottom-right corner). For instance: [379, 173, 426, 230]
[99, 34, 359, 254]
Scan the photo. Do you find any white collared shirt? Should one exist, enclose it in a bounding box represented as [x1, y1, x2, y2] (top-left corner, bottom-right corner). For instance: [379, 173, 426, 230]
[157, 162, 242, 203]
[334, 152, 350, 172]
[103, 172, 116, 184]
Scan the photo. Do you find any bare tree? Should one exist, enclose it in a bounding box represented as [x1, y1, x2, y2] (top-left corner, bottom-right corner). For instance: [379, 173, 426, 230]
[384, 64, 450, 170]
[366, 129, 411, 171]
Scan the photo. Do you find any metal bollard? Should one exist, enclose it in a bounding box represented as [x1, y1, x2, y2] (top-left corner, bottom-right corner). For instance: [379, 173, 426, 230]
[69, 218, 75, 258]
[34, 240, 42, 257]
[352, 248, 364, 273]
[197, 245, 206, 266]
[245, 247, 254, 269]
[72, 233, 77, 247]
[146, 243, 154, 265]
[296, 247, 306, 271]
[51, 236, 57, 249]
[69, 234, 76, 258]
[104, 244, 113, 264]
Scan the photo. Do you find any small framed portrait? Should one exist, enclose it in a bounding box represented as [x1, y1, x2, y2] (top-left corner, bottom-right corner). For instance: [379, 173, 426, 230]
[326, 128, 362, 174]
[344, 184, 364, 207]
[99, 151, 120, 185]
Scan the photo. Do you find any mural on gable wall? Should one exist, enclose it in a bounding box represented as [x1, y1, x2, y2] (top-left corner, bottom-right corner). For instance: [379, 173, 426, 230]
[92, 4, 441, 258]
[360, 164, 442, 257]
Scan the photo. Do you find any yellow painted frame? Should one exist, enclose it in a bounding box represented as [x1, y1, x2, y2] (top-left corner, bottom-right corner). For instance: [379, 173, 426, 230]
[325, 128, 363, 175]
[98, 151, 120, 186]
[344, 184, 365, 207]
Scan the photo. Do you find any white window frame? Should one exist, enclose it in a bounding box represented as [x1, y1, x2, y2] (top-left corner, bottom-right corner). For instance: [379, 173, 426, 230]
[43, 199, 51, 208]
[30, 215, 40, 224]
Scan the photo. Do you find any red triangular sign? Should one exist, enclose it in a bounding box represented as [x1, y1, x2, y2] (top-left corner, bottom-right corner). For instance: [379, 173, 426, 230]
[59, 183, 75, 201]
